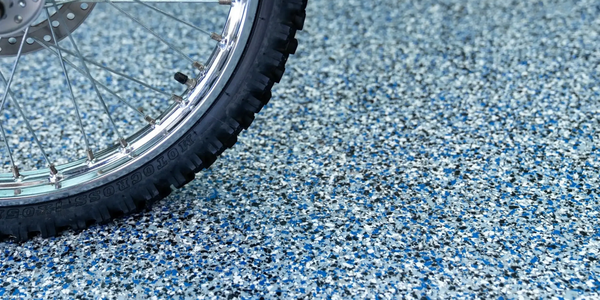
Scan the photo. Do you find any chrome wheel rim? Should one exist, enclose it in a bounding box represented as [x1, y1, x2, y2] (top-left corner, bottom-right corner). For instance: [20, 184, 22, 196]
[0, 0, 257, 204]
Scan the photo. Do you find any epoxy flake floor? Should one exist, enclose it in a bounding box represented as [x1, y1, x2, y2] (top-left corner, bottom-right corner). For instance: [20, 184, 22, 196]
[1, 0, 600, 299]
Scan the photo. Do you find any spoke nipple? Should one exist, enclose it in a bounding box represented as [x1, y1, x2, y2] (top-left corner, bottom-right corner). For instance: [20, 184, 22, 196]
[86, 148, 94, 161]
[210, 32, 223, 42]
[188, 78, 197, 88]
[193, 61, 205, 71]
[144, 115, 156, 125]
[174, 72, 197, 88]
[119, 138, 128, 148]
[11, 165, 20, 179]
[218, 0, 232, 5]
[171, 94, 184, 103]
[49, 164, 58, 176]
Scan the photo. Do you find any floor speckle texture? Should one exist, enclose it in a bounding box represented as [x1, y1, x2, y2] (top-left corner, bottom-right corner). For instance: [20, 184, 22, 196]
[1, 0, 600, 298]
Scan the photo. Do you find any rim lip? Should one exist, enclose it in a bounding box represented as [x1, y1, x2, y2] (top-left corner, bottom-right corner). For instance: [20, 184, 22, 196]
[0, 0, 258, 205]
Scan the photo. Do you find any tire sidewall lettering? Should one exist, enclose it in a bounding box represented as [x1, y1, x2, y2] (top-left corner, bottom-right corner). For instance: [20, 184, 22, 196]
[22, 207, 34, 217]
[143, 165, 154, 176]
[74, 195, 87, 206]
[117, 178, 130, 191]
[178, 133, 195, 153]
[131, 172, 142, 185]
[157, 156, 168, 170]
[89, 191, 101, 202]
[37, 204, 54, 216]
[6, 209, 18, 219]
[103, 186, 115, 197]
[168, 149, 179, 160]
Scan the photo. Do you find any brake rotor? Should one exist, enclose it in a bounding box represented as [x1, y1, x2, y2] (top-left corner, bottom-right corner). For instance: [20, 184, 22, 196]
[0, 1, 95, 56]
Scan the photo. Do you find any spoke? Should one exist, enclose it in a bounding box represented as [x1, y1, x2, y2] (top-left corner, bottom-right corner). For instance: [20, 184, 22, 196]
[0, 77, 56, 174]
[134, 0, 217, 37]
[51, 3, 127, 151]
[0, 123, 19, 178]
[47, 0, 230, 6]
[108, 1, 198, 66]
[46, 8, 93, 159]
[34, 39, 153, 123]
[41, 43, 171, 97]
[0, 0, 236, 181]
[0, 27, 56, 173]
[0, 28, 29, 115]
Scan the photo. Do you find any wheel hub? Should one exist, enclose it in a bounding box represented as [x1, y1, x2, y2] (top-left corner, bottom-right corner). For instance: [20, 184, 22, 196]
[0, 1, 95, 56]
[0, 0, 44, 37]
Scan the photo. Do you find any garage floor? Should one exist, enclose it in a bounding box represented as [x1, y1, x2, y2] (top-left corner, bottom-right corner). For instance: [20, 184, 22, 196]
[1, 0, 599, 298]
